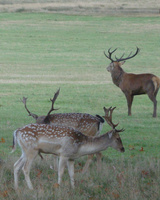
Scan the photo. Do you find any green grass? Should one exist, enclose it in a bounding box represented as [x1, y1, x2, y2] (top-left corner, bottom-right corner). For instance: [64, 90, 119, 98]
[0, 12, 160, 199]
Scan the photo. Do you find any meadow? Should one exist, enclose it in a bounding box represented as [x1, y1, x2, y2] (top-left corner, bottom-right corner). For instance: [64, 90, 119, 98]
[0, 7, 160, 200]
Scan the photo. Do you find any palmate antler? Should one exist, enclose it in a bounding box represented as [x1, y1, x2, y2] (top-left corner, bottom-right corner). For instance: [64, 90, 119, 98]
[103, 107, 125, 132]
[47, 88, 60, 116]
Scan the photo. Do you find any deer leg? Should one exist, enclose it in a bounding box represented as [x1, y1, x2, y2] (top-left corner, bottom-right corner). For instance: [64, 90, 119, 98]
[22, 151, 38, 190]
[81, 154, 94, 174]
[14, 155, 26, 190]
[58, 156, 68, 186]
[154, 89, 159, 98]
[53, 156, 59, 171]
[124, 93, 134, 116]
[67, 159, 75, 188]
[147, 92, 157, 117]
[96, 152, 102, 172]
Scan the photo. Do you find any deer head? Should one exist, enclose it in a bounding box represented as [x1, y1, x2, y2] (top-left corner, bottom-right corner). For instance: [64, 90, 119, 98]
[104, 47, 140, 73]
[103, 106, 125, 152]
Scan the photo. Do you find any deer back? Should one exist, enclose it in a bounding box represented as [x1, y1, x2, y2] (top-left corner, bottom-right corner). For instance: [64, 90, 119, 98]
[14, 123, 88, 157]
[45, 113, 104, 136]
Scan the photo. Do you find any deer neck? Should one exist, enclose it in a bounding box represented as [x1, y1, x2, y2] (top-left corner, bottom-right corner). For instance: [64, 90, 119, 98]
[78, 132, 113, 156]
[111, 67, 124, 87]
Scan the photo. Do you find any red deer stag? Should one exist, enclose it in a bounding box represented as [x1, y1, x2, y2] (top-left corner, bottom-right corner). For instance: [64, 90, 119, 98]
[12, 107, 125, 190]
[21, 89, 104, 174]
[104, 47, 160, 117]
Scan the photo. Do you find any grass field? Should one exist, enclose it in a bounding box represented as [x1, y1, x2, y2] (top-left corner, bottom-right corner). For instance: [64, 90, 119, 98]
[0, 9, 160, 199]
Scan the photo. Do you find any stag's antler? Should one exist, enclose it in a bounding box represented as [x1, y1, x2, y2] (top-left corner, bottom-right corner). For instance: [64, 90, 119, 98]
[104, 47, 140, 63]
[21, 97, 38, 120]
[115, 47, 140, 62]
[104, 48, 117, 62]
[103, 107, 125, 132]
[47, 88, 60, 116]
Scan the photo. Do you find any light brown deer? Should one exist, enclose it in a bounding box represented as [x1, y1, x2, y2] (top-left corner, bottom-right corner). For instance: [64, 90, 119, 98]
[12, 107, 125, 190]
[21, 89, 104, 173]
[104, 47, 160, 117]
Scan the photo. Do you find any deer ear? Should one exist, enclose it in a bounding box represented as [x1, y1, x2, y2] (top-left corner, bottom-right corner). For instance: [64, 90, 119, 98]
[108, 132, 113, 139]
[119, 61, 125, 66]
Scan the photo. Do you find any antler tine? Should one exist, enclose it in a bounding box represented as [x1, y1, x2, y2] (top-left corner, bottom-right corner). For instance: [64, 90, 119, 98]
[103, 106, 112, 125]
[117, 128, 125, 133]
[104, 48, 117, 62]
[109, 106, 117, 119]
[104, 51, 111, 60]
[47, 88, 60, 116]
[116, 47, 140, 62]
[20, 97, 38, 120]
[128, 51, 133, 57]
[115, 53, 125, 61]
[108, 47, 117, 55]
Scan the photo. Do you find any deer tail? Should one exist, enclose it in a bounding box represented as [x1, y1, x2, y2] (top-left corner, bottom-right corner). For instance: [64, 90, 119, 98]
[96, 115, 105, 123]
[152, 76, 160, 92]
[10, 130, 18, 153]
[95, 115, 105, 135]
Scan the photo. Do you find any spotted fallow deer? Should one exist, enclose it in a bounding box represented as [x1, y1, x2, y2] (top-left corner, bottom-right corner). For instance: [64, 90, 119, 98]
[104, 47, 160, 117]
[21, 89, 104, 174]
[12, 107, 125, 190]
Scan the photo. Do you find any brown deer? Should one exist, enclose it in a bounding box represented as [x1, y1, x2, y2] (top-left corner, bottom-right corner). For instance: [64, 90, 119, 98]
[21, 89, 105, 174]
[104, 47, 160, 117]
[12, 107, 125, 190]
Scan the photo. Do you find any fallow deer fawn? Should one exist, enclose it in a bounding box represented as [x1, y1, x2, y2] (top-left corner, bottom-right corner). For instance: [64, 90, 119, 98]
[21, 89, 104, 173]
[12, 106, 124, 189]
[104, 47, 160, 117]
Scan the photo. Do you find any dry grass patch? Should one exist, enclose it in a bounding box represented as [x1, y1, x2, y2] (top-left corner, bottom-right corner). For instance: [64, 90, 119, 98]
[0, 0, 159, 15]
[0, 155, 160, 199]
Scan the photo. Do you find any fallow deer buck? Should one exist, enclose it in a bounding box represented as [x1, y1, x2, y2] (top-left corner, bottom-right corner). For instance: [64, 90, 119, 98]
[104, 47, 160, 117]
[21, 89, 104, 173]
[12, 106, 125, 190]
